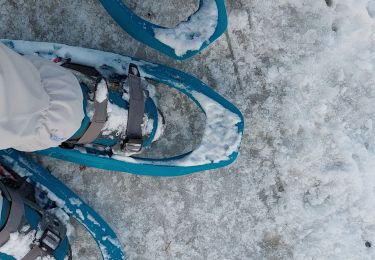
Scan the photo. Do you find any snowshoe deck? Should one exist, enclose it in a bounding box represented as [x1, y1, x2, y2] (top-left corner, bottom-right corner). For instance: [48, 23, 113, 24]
[1, 39, 244, 176]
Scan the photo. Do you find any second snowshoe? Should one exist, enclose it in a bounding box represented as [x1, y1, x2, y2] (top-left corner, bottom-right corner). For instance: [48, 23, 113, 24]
[0, 149, 125, 259]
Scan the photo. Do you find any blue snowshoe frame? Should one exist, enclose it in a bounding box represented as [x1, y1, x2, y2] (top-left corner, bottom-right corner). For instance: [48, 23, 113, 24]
[0, 201, 71, 260]
[99, 0, 228, 60]
[1, 40, 244, 177]
[0, 149, 126, 260]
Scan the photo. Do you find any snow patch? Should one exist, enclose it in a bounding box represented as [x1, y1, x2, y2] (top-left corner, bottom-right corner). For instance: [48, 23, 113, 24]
[101, 103, 128, 137]
[0, 230, 39, 259]
[176, 91, 242, 166]
[69, 197, 82, 207]
[76, 209, 85, 220]
[154, 0, 218, 56]
[95, 79, 108, 103]
[87, 214, 100, 227]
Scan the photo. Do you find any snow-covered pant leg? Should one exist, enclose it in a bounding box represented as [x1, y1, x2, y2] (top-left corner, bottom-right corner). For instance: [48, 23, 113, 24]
[0, 43, 84, 152]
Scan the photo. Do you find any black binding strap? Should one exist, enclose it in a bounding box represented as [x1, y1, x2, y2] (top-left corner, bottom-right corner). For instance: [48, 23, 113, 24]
[62, 79, 109, 146]
[0, 178, 67, 260]
[76, 79, 109, 145]
[124, 64, 144, 153]
[0, 185, 25, 247]
[62, 62, 101, 78]
[59, 61, 109, 146]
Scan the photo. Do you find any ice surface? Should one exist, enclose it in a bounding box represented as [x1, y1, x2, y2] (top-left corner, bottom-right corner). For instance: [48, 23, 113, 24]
[2, 0, 375, 259]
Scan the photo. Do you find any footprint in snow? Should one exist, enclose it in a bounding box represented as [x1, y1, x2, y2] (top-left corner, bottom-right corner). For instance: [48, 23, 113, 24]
[325, 0, 333, 7]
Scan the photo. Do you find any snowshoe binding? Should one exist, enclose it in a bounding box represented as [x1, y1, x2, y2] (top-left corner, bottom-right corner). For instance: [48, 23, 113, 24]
[1, 39, 244, 176]
[59, 61, 165, 158]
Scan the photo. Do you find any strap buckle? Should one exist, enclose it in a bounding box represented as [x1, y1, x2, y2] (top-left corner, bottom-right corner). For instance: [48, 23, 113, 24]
[39, 212, 66, 253]
[124, 138, 143, 153]
[40, 229, 61, 252]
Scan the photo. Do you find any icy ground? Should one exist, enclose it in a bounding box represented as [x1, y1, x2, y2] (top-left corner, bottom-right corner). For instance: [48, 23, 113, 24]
[1, 0, 375, 259]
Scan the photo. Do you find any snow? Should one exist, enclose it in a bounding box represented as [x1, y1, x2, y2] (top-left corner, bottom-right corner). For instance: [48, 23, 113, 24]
[76, 209, 85, 220]
[154, 0, 218, 56]
[2, 0, 375, 259]
[0, 229, 38, 259]
[101, 103, 128, 137]
[95, 79, 108, 103]
[87, 214, 100, 227]
[170, 91, 242, 166]
[69, 198, 82, 207]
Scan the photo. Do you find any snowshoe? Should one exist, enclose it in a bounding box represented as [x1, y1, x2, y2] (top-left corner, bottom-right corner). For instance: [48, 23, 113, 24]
[99, 0, 228, 60]
[1, 39, 244, 177]
[0, 149, 125, 260]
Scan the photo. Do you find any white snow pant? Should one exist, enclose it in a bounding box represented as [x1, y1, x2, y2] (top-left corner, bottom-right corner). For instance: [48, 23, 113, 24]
[0, 43, 84, 152]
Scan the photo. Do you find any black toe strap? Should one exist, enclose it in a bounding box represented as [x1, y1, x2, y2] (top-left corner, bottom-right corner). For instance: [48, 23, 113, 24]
[61, 61, 101, 78]
[63, 79, 109, 146]
[76, 93, 108, 145]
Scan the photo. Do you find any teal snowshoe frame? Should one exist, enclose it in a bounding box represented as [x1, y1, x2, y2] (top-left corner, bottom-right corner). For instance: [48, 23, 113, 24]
[99, 0, 228, 60]
[1, 39, 244, 177]
[0, 149, 126, 260]
[0, 200, 71, 260]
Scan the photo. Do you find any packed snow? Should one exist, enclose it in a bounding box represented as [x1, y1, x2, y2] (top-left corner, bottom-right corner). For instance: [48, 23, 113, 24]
[1, 0, 375, 259]
[154, 0, 218, 56]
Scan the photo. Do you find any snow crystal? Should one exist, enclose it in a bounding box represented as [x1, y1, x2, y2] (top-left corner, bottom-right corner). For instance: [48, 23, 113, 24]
[154, 0, 218, 56]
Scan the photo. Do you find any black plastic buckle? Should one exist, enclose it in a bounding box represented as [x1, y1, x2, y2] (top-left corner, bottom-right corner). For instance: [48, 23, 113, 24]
[40, 229, 61, 252]
[129, 63, 140, 77]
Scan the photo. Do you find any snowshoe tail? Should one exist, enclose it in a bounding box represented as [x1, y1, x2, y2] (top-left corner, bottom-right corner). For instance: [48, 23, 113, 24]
[99, 0, 228, 60]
